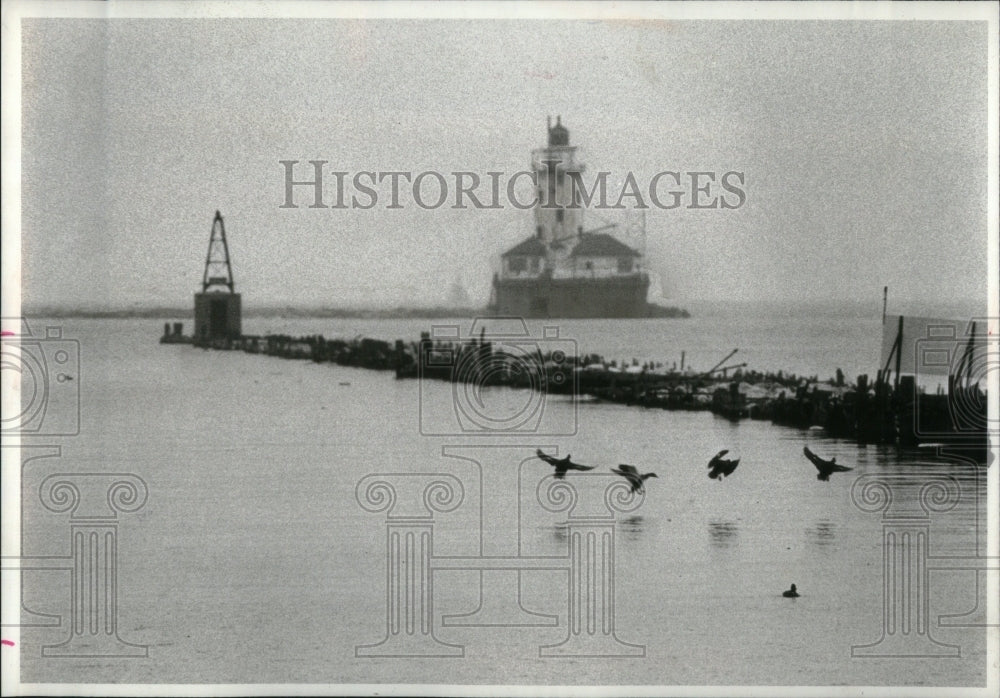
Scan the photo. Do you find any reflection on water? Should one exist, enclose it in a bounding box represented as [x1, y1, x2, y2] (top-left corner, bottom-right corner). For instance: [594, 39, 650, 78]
[805, 520, 837, 547]
[708, 520, 739, 546]
[619, 515, 646, 541]
[543, 516, 648, 543]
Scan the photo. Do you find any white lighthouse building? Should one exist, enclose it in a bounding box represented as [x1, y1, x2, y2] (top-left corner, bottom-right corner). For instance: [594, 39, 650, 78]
[491, 117, 650, 318]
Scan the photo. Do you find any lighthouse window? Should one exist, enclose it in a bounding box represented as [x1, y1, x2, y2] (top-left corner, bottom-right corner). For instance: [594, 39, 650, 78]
[555, 209, 564, 223]
[618, 257, 632, 273]
[510, 257, 526, 274]
[530, 257, 540, 272]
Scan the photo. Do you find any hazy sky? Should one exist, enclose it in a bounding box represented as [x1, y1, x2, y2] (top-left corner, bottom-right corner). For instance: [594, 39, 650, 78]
[18, 17, 989, 309]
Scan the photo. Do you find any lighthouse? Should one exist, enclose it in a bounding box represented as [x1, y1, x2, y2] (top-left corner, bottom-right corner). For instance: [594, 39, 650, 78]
[531, 116, 584, 256]
[491, 118, 650, 318]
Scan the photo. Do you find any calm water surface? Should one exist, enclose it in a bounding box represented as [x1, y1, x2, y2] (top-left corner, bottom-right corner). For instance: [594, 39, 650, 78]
[16, 313, 990, 686]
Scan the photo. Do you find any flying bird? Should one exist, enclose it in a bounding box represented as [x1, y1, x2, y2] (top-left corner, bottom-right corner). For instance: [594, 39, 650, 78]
[803, 446, 853, 481]
[611, 464, 658, 493]
[536, 449, 596, 479]
[707, 449, 740, 480]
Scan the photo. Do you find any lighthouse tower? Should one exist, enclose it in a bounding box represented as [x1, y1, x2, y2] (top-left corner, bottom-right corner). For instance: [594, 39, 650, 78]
[492, 118, 649, 318]
[531, 116, 584, 257]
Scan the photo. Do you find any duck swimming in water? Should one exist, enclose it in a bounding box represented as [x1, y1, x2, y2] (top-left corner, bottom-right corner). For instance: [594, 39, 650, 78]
[783, 584, 800, 598]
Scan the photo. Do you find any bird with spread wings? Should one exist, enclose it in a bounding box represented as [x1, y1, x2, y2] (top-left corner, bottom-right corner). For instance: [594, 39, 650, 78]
[803, 446, 853, 481]
[611, 464, 658, 493]
[707, 449, 740, 480]
[536, 449, 596, 479]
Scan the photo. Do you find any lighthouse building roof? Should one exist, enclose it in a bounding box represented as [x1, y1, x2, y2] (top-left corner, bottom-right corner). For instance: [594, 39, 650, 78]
[569, 233, 641, 258]
[501, 236, 548, 258]
[501, 232, 641, 259]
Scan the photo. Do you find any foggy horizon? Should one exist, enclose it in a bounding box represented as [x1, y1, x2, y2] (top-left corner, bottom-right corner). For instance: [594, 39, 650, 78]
[18, 19, 989, 312]
[22, 295, 986, 323]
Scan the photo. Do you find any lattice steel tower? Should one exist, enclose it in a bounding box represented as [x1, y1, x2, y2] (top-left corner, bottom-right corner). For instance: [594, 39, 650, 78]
[193, 211, 242, 342]
[202, 210, 235, 292]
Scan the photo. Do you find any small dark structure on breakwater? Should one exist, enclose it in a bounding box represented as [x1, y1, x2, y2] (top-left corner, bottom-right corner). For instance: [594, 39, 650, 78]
[159, 319, 989, 463]
[159, 322, 190, 344]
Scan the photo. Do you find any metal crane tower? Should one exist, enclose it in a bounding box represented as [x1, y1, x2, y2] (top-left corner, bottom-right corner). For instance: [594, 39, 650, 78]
[193, 211, 242, 343]
[202, 210, 235, 292]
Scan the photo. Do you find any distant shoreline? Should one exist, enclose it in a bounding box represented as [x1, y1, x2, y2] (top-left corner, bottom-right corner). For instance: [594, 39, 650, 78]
[21, 303, 692, 320]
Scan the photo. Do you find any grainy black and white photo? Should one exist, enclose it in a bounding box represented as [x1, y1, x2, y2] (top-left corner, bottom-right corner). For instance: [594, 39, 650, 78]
[1, 1, 997, 696]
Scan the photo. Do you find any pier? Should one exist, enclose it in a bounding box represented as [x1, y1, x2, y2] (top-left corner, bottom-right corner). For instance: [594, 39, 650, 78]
[158, 321, 989, 464]
[161, 211, 988, 463]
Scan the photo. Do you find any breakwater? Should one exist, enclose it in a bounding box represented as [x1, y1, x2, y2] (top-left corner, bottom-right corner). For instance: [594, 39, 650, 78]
[161, 324, 988, 463]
